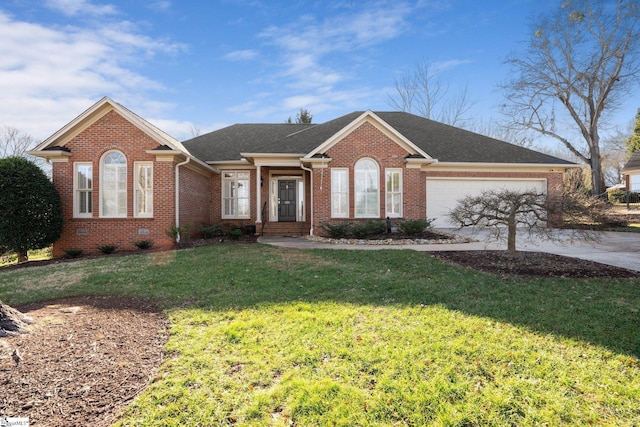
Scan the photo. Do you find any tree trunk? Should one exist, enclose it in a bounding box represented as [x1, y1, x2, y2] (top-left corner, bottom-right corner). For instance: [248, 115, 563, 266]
[16, 250, 28, 263]
[507, 222, 517, 254]
[590, 154, 606, 197]
[0, 300, 33, 337]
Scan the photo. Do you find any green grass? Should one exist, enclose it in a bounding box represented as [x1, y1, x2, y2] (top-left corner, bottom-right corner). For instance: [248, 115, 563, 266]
[1, 245, 639, 426]
[0, 247, 52, 267]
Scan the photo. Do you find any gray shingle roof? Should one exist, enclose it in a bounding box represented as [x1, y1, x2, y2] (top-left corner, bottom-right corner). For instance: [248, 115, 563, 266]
[182, 123, 311, 161]
[622, 151, 640, 172]
[182, 111, 573, 165]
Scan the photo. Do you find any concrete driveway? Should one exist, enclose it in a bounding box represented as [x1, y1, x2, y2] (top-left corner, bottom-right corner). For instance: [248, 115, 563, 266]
[258, 229, 640, 272]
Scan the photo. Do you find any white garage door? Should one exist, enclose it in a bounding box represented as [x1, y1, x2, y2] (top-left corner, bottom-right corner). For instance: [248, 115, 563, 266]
[426, 178, 546, 227]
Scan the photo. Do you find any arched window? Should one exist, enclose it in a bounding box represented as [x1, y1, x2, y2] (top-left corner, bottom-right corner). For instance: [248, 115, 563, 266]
[354, 158, 379, 217]
[100, 151, 127, 217]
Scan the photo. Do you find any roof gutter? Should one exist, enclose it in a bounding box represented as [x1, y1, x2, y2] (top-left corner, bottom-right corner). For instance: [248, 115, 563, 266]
[175, 157, 191, 243]
[300, 163, 314, 236]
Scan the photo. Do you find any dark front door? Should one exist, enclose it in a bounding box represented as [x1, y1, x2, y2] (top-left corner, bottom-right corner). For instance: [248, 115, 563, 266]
[278, 180, 297, 222]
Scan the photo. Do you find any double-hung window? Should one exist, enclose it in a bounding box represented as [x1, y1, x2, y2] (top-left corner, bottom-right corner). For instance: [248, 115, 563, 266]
[331, 168, 349, 218]
[354, 158, 380, 218]
[74, 162, 92, 218]
[385, 169, 402, 218]
[134, 162, 153, 218]
[222, 171, 250, 218]
[100, 151, 127, 217]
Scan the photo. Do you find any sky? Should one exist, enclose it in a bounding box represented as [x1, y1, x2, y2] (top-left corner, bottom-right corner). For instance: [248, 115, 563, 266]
[0, 0, 637, 146]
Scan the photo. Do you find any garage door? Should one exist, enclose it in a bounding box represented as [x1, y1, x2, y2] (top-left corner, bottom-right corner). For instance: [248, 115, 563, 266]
[426, 178, 546, 227]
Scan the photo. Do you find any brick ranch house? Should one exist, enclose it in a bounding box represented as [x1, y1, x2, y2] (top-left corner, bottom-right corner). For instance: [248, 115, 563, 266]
[31, 97, 575, 257]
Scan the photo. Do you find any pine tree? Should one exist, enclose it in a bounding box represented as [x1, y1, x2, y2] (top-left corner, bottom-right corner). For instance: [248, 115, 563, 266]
[625, 108, 640, 156]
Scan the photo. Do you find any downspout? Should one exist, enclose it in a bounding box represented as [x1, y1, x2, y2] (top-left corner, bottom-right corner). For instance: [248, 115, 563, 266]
[174, 157, 191, 243]
[300, 163, 314, 236]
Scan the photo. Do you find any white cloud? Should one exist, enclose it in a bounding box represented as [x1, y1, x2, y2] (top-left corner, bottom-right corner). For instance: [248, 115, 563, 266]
[45, 0, 117, 16]
[0, 10, 187, 140]
[148, 1, 172, 12]
[224, 49, 259, 61]
[246, 2, 414, 118]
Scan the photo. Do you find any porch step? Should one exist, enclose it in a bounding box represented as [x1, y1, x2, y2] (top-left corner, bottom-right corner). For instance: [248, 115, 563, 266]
[262, 222, 310, 237]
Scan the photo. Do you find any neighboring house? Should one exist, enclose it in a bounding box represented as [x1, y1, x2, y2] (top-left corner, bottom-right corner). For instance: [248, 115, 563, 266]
[31, 97, 575, 257]
[622, 151, 640, 192]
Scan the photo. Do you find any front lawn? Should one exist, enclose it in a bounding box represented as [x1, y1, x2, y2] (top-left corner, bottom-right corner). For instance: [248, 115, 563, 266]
[1, 245, 639, 426]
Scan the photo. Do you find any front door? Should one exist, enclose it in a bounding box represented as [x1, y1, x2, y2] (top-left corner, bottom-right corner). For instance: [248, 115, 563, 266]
[278, 180, 297, 222]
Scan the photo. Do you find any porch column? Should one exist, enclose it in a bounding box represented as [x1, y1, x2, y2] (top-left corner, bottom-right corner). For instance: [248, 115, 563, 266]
[256, 165, 262, 224]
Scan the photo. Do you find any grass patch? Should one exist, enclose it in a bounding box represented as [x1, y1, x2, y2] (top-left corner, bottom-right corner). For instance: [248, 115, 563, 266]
[0, 247, 52, 267]
[1, 245, 639, 425]
[609, 223, 640, 233]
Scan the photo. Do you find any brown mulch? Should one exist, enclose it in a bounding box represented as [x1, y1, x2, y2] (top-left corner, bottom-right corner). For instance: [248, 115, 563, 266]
[433, 250, 640, 278]
[0, 296, 168, 427]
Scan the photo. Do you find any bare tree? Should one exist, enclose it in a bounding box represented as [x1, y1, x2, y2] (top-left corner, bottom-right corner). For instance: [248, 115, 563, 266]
[387, 58, 473, 127]
[1, 126, 35, 158]
[601, 127, 630, 186]
[501, 0, 640, 196]
[448, 188, 607, 253]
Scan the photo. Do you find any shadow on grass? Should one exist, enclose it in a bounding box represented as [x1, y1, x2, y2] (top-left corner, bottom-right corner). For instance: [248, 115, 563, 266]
[3, 244, 640, 358]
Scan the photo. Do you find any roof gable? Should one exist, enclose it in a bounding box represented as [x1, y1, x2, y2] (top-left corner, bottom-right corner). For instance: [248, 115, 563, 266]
[623, 151, 640, 173]
[31, 97, 186, 154]
[303, 111, 431, 160]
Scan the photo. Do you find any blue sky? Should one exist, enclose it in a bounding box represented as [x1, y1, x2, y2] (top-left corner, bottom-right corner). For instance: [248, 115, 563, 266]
[1, 0, 636, 145]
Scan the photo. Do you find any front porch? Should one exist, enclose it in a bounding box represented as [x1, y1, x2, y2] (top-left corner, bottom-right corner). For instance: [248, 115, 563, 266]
[260, 221, 311, 237]
[252, 164, 313, 237]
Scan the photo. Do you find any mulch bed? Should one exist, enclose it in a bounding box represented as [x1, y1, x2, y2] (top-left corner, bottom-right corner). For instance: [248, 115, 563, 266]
[433, 250, 640, 278]
[0, 296, 168, 427]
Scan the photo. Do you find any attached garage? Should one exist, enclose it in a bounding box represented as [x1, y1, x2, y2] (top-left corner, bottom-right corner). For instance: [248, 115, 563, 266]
[426, 177, 547, 227]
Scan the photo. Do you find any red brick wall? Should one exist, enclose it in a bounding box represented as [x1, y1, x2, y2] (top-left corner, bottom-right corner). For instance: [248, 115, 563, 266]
[312, 121, 420, 233]
[178, 165, 211, 235]
[50, 110, 176, 257]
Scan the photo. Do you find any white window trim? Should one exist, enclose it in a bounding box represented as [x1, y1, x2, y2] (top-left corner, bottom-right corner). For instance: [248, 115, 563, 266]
[100, 150, 127, 218]
[385, 168, 403, 218]
[134, 162, 153, 218]
[73, 162, 93, 218]
[331, 168, 349, 218]
[222, 171, 251, 219]
[354, 158, 380, 218]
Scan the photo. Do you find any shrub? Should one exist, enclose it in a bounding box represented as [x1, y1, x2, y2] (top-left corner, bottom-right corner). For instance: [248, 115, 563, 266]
[609, 190, 640, 204]
[166, 224, 191, 244]
[398, 219, 432, 236]
[351, 221, 387, 238]
[97, 244, 117, 254]
[200, 223, 223, 239]
[227, 228, 243, 240]
[63, 248, 83, 258]
[0, 156, 63, 262]
[133, 240, 153, 250]
[321, 222, 352, 239]
[608, 190, 627, 204]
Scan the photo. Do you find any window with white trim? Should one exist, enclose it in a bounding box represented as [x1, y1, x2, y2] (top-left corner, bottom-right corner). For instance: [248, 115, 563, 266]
[100, 151, 127, 217]
[385, 168, 402, 218]
[631, 174, 640, 192]
[354, 158, 379, 217]
[74, 162, 92, 218]
[134, 162, 153, 218]
[331, 168, 349, 218]
[222, 171, 250, 218]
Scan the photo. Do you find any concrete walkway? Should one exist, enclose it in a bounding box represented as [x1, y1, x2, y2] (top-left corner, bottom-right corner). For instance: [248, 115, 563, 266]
[258, 229, 640, 272]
